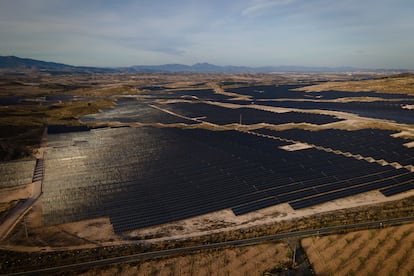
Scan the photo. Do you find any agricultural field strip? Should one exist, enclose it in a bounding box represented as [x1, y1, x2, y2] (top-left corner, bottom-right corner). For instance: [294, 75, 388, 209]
[7, 216, 414, 276]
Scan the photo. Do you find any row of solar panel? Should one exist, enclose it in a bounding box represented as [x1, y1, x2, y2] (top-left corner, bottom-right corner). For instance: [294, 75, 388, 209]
[232, 169, 412, 215]
[42, 127, 414, 232]
[229, 85, 414, 100]
[0, 160, 36, 188]
[81, 102, 197, 124]
[167, 102, 341, 125]
[254, 128, 414, 166]
[257, 100, 414, 124]
[290, 173, 414, 210]
[32, 158, 44, 182]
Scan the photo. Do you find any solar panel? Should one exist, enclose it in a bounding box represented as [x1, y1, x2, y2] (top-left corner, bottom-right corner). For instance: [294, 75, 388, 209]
[232, 197, 280, 215]
[380, 181, 414, 197]
[41, 123, 414, 232]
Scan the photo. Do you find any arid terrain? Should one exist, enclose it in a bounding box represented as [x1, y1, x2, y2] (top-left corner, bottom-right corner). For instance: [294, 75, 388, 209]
[1, 71, 414, 274]
[302, 223, 414, 275]
[80, 242, 292, 276]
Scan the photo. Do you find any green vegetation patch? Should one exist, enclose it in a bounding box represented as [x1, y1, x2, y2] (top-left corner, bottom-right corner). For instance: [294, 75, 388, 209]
[0, 99, 114, 161]
[0, 126, 43, 160]
[0, 99, 114, 127]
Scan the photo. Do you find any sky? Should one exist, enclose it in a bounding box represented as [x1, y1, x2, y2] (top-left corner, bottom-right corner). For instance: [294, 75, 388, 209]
[1, 0, 414, 69]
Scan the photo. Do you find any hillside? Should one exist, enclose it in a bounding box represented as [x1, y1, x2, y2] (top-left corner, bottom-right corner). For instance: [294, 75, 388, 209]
[0, 55, 397, 74]
[0, 56, 115, 74]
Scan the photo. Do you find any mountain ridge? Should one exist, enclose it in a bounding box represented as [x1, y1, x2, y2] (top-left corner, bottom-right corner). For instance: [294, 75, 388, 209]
[0, 55, 405, 74]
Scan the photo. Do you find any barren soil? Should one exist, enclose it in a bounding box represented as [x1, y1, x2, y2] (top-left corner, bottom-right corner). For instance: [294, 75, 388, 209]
[0, 184, 32, 203]
[302, 223, 414, 276]
[295, 75, 414, 95]
[1, 73, 414, 272]
[3, 188, 414, 252]
[80, 242, 291, 276]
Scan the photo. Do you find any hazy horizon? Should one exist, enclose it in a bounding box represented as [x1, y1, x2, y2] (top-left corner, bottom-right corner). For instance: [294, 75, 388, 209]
[1, 0, 414, 69]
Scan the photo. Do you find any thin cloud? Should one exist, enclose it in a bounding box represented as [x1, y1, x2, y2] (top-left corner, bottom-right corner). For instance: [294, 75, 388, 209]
[241, 0, 296, 17]
[0, 0, 413, 68]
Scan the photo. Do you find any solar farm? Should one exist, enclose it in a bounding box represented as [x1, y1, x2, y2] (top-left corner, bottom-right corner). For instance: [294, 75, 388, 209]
[40, 83, 414, 233]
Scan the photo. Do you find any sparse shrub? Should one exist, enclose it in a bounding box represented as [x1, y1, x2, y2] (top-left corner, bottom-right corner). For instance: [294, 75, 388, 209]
[396, 258, 404, 269]
[347, 269, 355, 276]
[402, 230, 411, 238]
[358, 256, 366, 266]
[367, 247, 377, 258]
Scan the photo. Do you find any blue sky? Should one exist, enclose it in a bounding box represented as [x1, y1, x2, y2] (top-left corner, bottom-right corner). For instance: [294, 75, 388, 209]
[1, 0, 413, 68]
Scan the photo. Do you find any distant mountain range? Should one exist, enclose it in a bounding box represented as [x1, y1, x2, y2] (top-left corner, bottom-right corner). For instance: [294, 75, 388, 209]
[127, 62, 360, 73]
[0, 55, 404, 74]
[0, 56, 116, 74]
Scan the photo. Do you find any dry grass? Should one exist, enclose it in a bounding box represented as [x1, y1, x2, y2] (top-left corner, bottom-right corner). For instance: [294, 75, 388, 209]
[79, 242, 291, 276]
[296, 75, 414, 95]
[0, 200, 20, 223]
[302, 223, 414, 276]
[0, 99, 114, 161]
[0, 99, 114, 127]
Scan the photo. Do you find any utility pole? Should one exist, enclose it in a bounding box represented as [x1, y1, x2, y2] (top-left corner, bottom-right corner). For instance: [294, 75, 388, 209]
[239, 113, 242, 125]
[24, 216, 29, 240]
[292, 243, 297, 268]
[285, 238, 298, 268]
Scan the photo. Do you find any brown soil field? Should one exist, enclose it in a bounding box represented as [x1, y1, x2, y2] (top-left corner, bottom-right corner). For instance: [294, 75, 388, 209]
[2, 72, 414, 273]
[79, 242, 291, 276]
[302, 223, 414, 276]
[296, 75, 414, 95]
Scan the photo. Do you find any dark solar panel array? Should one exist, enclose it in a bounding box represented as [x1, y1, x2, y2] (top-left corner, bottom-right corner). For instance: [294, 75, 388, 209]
[290, 170, 413, 209]
[32, 158, 44, 182]
[43, 127, 413, 232]
[137, 89, 231, 101]
[0, 160, 36, 188]
[230, 85, 414, 100]
[168, 102, 341, 125]
[380, 181, 414, 197]
[48, 125, 91, 134]
[171, 89, 231, 101]
[254, 128, 414, 166]
[229, 85, 310, 99]
[258, 100, 414, 124]
[81, 101, 196, 124]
